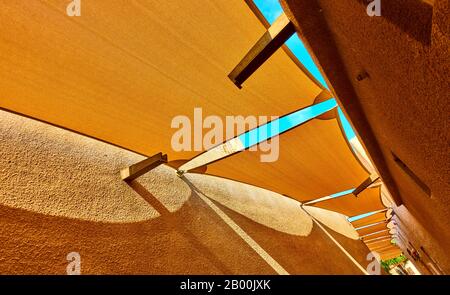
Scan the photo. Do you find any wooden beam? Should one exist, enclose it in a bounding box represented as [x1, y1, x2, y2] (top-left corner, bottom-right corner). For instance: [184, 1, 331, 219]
[120, 152, 167, 181]
[353, 175, 380, 196]
[228, 12, 295, 88]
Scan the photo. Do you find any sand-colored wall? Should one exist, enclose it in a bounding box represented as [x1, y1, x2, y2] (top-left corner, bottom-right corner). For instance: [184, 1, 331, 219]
[0, 110, 371, 274]
[394, 205, 446, 275]
[281, 0, 449, 273]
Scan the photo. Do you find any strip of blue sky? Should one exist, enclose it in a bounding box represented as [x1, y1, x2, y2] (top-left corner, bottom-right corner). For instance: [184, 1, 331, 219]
[253, 0, 357, 142]
[348, 209, 385, 222]
[328, 188, 354, 199]
[253, 0, 327, 88]
[239, 99, 337, 147]
[338, 108, 356, 140]
[235, 0, 359, 202]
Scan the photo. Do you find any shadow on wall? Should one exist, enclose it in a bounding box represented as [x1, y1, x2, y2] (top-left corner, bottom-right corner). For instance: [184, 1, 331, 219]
[0, 177, 368, 274]
[0, 109, 311, 234]
[0, 110, 369, 274]
[121, 179, 235, 274]
[0, 185, 267, 274]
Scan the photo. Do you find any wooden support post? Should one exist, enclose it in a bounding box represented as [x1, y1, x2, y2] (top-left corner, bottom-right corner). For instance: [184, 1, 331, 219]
[228, 12, 295, 88]
[353, 174, 380, 196]
[120, 152, 168, 181]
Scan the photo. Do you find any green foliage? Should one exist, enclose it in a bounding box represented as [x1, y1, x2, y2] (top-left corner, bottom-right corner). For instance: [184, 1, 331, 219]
[380, 254, 407, 272]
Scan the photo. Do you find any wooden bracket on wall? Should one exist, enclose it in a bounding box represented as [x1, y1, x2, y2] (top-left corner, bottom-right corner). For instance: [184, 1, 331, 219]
[228, 12, 296, 88]
[353, 174, 380, 196]
[120, 152, 168, 181]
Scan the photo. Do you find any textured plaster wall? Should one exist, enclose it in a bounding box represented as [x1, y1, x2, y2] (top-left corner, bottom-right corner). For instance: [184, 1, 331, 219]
[0, 110, 370, 274]
[394, 205, 446, 274]
[281, 0, 450, 273]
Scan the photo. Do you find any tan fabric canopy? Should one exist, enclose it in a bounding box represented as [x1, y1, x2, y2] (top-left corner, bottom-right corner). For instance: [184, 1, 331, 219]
[365, 234, 391, 242]
[375, 246, 400, 255]
[365, 237, 391, 245]
[0, 0, 321, 160]
[202, 117, 369, 201]
[0, 1, 370, 207]
[362, 231, 391, 241]
[360, 219, 402, 260]
[379, 246, 401, 254]
[367, 240, 393, 250]
[351, 211, 388, 228]
[365, 237, 402, 260]
[313, 186, 385, 217]
[302, 206, 359, 239]
[379, 249, 403, 261]
[357, 222, 389, 236]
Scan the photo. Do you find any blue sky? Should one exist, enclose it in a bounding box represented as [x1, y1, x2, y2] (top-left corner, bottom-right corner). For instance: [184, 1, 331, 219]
[239, 99, 337, 146]
[252, 0, 356, 141]
[234, 1, 360, 206]
[254, 0, 327, 87]
[348, 210, 384, 222]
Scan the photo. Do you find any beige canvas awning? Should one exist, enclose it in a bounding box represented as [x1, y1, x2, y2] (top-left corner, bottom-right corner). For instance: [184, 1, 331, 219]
[200, 115, 369, 201]
[378, 245, 401, 253]
[351, 211, 389, 228]
[365, 237, 391, 245]
[379, 249, 403, 261]
[374, 246, 400, 256]
[361, 231, 391, 241]
[357, 222, 389, 236]
[312, 186, 385, 217]
[0, 1, 371, 205]
[367, 239, 393, 250]
[0, 0, 322, 160]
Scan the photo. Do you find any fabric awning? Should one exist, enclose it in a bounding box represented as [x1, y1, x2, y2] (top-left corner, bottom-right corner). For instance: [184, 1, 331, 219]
[312, 186, 385, 217]
[200, 116, 369, 201]
[379, 249, 403, 261]
[0, 0, 322, 160]
[363, 233, 392, 242]
[367, 240, 393, 250]
[351, 211, 388, 228]
[357, 222, 389, 236]
[0, 0, 371, 207]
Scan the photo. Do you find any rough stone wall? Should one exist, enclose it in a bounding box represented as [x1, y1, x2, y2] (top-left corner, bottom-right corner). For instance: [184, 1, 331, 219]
[0, 110, 370, 274]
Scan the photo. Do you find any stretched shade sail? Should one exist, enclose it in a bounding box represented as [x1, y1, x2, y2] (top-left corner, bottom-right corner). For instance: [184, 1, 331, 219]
[313, 186, 385, 217]
[357, 222, 389, 237]
[367, 239, 393, 250]
[380, 252, 403, 261]
[361, 231, 392, 241]
[302, 205, 359, 240]
[0, 0, 322, 159]
[200, 116, 369, 201]
[351, 211, 389, 228]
